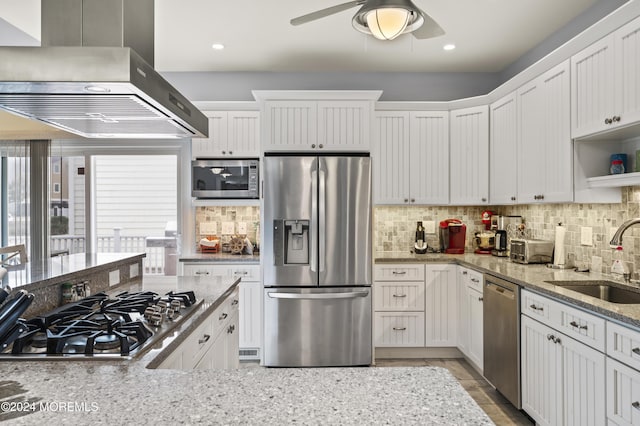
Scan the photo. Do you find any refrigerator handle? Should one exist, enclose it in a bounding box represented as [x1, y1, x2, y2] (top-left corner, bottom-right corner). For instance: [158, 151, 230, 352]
[310, 169, 318, 273]
[319, 168, 326, 273]
[266, 290, 370, 300]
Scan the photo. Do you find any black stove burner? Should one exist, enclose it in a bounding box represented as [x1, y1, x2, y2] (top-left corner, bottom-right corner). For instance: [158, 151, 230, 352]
[29, 332, 48, 348]
[93, 334, 121, 351]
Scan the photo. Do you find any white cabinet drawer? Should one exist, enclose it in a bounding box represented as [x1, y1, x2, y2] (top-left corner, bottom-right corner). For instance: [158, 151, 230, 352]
[607, 357, 640, 426]
[374, 281, 425, 311]
[182, 264, 222, 277]
[608, 321, 640, 370]
[374, 264, 424, 281]
[211, 288, 239, 339]
[522, 289, 554, 322]
[229, 265, 260, 281]
[460, 267, 483, 292]
[374, 312, 425, 347]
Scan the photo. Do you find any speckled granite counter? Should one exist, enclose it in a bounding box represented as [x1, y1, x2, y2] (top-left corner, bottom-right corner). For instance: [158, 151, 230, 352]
[179, 252, 260, 263]
[0, 274, 492, 425]
[375, 252, 640, 328]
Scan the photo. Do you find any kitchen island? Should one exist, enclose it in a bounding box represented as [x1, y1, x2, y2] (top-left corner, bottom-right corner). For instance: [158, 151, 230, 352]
[0, 274, 493, 425]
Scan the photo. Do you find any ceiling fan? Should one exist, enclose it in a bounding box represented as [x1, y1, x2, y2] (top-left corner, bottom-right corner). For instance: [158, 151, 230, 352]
[290, 0, 445, 41]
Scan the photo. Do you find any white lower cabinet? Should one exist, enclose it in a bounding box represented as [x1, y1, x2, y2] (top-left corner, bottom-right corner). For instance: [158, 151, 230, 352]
[606, 321, 640, 426]
[457, 266, 483, 371]
[521, 290, 606, 426]
[182, 263, 261, 360]
[373, 263, 456, 349]
[158, 288, 239, 370]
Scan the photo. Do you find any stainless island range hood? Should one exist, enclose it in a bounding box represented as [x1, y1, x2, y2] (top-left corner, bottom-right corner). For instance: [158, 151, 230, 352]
[0, 0, 208, 139]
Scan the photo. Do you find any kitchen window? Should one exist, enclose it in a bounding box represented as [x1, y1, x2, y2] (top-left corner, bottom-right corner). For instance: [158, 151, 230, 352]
[0, 141, 31, 257]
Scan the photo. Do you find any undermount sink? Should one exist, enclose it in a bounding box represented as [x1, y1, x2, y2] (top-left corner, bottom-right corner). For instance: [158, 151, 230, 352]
[545, 280, 640, 304]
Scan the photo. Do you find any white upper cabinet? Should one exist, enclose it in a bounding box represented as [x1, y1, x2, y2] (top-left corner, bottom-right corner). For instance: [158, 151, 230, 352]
[256, 92, 381, 152]
[489, 92, 518, 204]
[373, 111, 449, 205]
[518, 60, 573, 204]
[192, 111, 260, 158]
[449, 105, 489, 205]
[572, 15, 640, 139]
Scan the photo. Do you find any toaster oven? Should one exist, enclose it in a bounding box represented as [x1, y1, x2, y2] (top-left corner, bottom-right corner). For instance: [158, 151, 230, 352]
[510, 238, 554, 264]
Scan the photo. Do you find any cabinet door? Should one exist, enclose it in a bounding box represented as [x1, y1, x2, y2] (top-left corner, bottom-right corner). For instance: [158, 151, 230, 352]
[424, 264, 457, 347]
[615, 15, 640, 129]
[317, 101, 371, 151]
[517, 76, 545, 203]
[409, 111, 449, 204]
[372, 112, 410, 204]
[227, 111, 260, 157]
[238, 281, 261, 350]
[457, 268, 470, 356]
[225, 310, 240, 369]
[561, 332, 606, 426]
[571, 34, 616, 139]
[192, 112, 227, 158]
[539, 61, 573, 203]
[374, 281, 425, 311]
[467, 287, 483, 371]
[263, 100, 317, 151]
[607, 357, 640, 426]
[521, 315, 563, 426]
[490, 92, 518, 204]
[449, 105, 489, 205]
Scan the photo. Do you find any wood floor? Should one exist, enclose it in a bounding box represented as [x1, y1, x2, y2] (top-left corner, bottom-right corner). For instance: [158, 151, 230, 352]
[375, 358, 534, 426]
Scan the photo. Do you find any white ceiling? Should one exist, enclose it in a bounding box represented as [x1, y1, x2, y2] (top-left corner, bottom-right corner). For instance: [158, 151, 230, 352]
[154, 0, 601, 73]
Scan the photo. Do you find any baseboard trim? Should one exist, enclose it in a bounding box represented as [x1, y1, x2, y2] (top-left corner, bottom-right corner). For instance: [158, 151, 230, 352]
[374, 347, 463, 359]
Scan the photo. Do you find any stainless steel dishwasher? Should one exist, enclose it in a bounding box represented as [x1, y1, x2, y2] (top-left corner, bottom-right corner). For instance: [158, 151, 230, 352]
[483, 274, 521, 409]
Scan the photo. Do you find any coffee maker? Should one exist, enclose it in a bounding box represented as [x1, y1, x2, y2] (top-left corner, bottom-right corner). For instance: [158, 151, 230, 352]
[439, 219, 466, 254]
[414, 221, 427, 254]
[491, 215, 522, 257]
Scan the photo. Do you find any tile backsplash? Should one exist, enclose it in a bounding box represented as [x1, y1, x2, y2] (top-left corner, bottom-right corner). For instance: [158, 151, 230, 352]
[195, 206, 260, 250]
[374, 186, 640, 275]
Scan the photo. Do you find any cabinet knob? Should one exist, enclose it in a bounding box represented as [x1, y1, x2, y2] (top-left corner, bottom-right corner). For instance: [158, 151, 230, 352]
[232, 299, 239, 306]
[311, 144, 316, 148]
[632, 347, 640, 356]
[633, 401, 640, 410]
[219, 312, 228, 321]
[229, 150, 233, 155]
[222, 150, 226, 154]
[604, 118, 612, 125]
[227, 325, 235, 334]
[198, 334, 211, 344]
[613, 115, 621, 123]
[478, 297, 483, 302]
[462, 271, 468, 275]
[404, 199, 409, 203]
[319, 144, 324, 148]
[410, 198, 415, 203]
[481, 197, 487, 202]
[511, 196, 516, 201]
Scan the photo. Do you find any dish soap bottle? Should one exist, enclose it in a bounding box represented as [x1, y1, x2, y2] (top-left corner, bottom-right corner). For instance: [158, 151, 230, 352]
[611, 246, 628, 276]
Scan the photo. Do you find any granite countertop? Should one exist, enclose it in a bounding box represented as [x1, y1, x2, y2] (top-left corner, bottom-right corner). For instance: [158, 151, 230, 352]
[179, 252, 260, 263]
[375, 251, 640, 328]
[1, 253, 146, 290]
[0, 274, 492, 425]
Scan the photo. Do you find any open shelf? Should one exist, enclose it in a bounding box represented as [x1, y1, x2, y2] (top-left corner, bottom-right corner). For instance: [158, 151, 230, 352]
[586, 171, 640, 188]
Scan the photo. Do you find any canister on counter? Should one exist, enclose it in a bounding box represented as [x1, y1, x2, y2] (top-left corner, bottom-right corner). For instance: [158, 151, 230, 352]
[61, 282, 73, 304]
[610, 153, 627, 174]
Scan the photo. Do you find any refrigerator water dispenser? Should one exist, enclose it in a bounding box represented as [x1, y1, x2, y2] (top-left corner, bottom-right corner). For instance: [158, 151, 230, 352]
[273, 219, 309, 265]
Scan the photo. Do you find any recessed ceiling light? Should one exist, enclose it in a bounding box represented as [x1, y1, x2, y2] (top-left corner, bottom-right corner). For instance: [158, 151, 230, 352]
[211, 43, 225, 50]
[443, 44, 456, 51]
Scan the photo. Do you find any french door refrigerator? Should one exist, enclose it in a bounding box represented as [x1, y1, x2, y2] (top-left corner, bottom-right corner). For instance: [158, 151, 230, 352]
[263, 154, 372, 367]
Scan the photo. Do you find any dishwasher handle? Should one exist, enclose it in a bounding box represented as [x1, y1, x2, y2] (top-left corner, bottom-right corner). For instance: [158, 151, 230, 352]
[485, 283, 515, 300]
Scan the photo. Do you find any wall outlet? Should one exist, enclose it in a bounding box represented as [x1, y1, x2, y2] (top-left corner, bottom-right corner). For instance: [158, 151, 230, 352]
[109, 270, 120, 287]
[580, 227, 593, 246]
[200, 222, 217, 235]
[424, 220, 436, 234]
[129, 263, 139, 278]
[237, 222, 247, 235]
[591, 256, 603, 273]
[221, 221, 235, 235]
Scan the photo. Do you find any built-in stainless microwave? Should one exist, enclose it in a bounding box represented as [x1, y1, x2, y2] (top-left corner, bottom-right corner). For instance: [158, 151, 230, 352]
[191, 159, 259, 199]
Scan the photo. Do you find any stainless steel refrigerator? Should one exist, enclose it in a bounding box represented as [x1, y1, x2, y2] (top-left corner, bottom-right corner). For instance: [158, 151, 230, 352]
[262, 154, 372, 367]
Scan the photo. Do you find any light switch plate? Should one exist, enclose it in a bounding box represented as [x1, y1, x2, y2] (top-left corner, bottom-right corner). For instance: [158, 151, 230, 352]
[237, 222, 247, 235]
[200, 222, 217, 235]
[424, 220, 436, 234]
[580, 227, 593, 246]
[222, 221, 235, 235]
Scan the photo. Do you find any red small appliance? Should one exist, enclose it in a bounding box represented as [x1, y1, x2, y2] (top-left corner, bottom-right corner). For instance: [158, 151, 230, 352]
[439, 219, 466, 254]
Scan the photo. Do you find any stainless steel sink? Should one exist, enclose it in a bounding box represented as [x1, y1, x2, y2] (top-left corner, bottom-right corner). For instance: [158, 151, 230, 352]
[545, 280, 640, 304]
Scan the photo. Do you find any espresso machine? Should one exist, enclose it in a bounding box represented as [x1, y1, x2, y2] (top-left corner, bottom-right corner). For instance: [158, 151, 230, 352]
[491, 215, 522, 257]
[414, 221, 428, 254]
[439, 219, 466, 254]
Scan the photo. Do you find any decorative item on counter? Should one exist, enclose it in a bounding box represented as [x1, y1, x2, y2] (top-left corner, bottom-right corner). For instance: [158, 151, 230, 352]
[244, 238, 254, 255]
[610, 153, 627, 174]
[481, 210, 493, 230]
[61, 282, 74, 304]
[198, 236, 220, 253]
[229, 235, 245, 255]
[414, 221, 427, 254]
[611, 246, 628, 277]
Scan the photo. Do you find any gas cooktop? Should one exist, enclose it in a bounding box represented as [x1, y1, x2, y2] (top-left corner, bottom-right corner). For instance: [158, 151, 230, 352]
[0, 290, 202, 360]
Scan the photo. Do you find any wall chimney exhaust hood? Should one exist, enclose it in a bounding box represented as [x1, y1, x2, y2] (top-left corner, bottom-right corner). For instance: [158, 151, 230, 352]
[0, 0, 208, 139]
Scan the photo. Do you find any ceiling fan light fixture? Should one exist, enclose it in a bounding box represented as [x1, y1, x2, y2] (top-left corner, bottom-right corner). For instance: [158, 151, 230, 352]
[365, 8, 410, 40]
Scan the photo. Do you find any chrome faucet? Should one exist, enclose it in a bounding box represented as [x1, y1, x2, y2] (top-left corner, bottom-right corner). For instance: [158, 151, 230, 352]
[610, 218, 640, 248]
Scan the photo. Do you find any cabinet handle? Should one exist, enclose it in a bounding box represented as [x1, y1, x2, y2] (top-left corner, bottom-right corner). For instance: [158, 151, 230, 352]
[569, 321, 588, 330]
[392, 327, 407, 331]
[546, 334, 561, 344]
[462, 271, 468, 275]
[392, 294, 407, 298]
[232, 299, 239, 306]
[319, 144, 324, 148]
[613, 116, 621, 123]
[311, 144, 316, 148]
[530, 304, 543, 311]
[632, 348, 640, 356]
[404, 199, 409, 203]
[219, 312, 228, 321]
[392, 271, 407, 275]
[471, 278, 480, 283]
[633, 401, 640, 410]
[198, 334, 211, 344]
[195, 271, 210, 276]
[227, 325, 235, 334]
[233, 271, 249, 276]
[547, 334, 554, 341]
[478, 297, 483, 301]
[604, 118, 612, 125]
